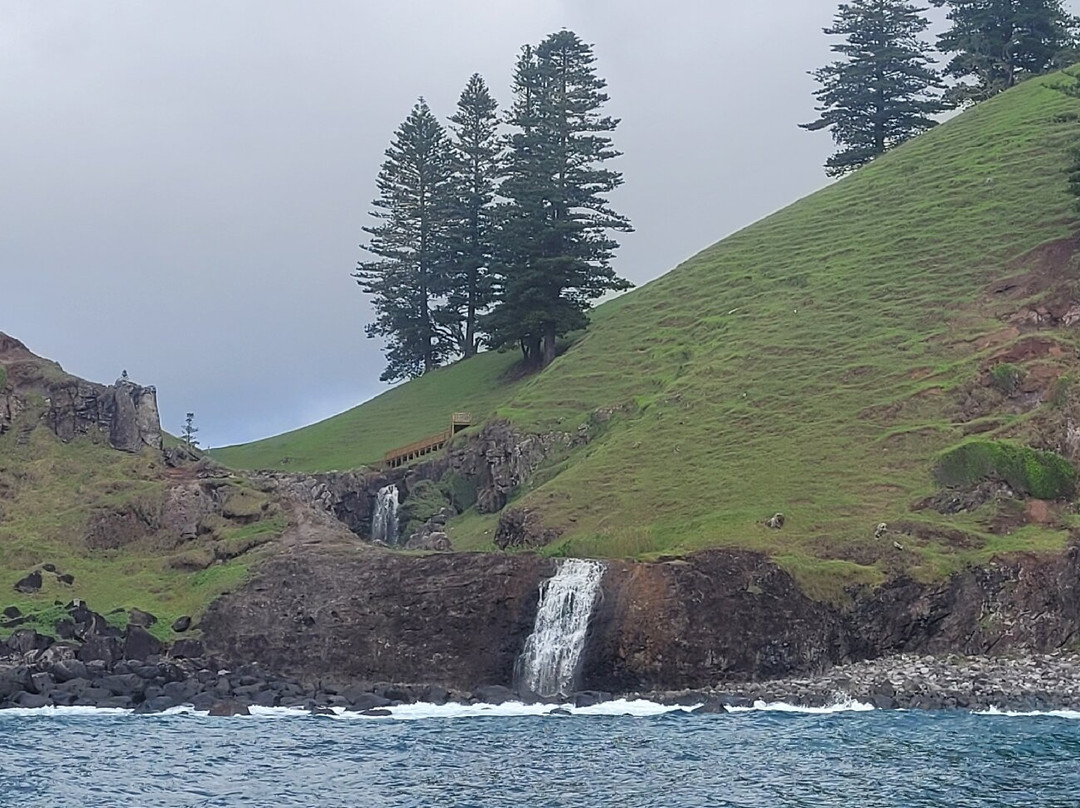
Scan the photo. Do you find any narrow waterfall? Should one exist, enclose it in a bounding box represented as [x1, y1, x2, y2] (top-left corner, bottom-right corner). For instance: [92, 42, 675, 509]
[371, 484, 399, 544]
[516, 559, 605, 698]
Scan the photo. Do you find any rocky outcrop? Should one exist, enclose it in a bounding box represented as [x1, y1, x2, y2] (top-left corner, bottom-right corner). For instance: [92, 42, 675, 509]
[200, 549, 553, 688]
[198, 544, 1080, 695]
[418, 420, 588, 515]
[0, 332, 162, 452]
[582, 551, 842, 692]
[252, 470, 379, 537]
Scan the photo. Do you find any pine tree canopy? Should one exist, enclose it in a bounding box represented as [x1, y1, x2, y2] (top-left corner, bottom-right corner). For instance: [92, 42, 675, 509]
[354, 99, 457, 382]
[802, 0, 947, 176]
[930, 0, 1080, 104]
[445, 73, 502, 358]
[486, 30, 633, 368]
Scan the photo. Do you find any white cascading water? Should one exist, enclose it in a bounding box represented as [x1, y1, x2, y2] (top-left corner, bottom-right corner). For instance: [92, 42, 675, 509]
[371, 484, 399, 544]
[516, 559, 605, 698]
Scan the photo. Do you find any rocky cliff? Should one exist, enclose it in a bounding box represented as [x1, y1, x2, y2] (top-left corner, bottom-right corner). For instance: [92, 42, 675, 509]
[0, 333, 162, 452]
[199, 543, 1080, 693]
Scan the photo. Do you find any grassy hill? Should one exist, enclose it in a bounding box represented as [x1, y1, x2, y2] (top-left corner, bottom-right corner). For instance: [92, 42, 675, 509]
[0, 359, 288, 639]
[214, 73, 1080, 596]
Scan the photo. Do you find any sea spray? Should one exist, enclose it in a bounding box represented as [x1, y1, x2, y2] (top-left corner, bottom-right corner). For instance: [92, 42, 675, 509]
[516, 558, 605, 697]
[371, 484, 399, 544]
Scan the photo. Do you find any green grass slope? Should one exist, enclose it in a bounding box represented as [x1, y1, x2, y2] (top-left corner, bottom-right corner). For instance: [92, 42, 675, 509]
[215, 74, 1080, 593]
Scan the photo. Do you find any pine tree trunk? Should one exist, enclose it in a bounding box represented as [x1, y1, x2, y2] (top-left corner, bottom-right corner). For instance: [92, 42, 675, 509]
[541, 322, 557, 368]
[464, 266, 477, 358]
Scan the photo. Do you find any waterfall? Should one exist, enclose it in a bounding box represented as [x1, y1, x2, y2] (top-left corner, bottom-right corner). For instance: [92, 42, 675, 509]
[371, 484, 399, 544]
[516, 558, 605, 698]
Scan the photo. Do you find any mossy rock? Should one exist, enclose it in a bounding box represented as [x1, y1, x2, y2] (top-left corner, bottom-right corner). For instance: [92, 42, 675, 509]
[934, 439, 1077, 500]
[399, 479, 453, 539]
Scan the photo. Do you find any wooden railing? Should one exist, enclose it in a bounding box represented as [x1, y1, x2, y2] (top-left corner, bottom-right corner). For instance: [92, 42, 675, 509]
[383, 413, 473, 469]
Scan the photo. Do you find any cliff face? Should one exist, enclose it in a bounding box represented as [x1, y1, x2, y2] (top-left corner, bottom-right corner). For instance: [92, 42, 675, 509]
[200, 550, 553, 687]
[201, 545, 1080, 692]
[0, 333, 161, 452]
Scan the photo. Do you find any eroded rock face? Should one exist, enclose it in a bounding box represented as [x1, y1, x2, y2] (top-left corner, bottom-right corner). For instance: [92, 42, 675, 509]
[200, 550, 553, 688]
[253, 470, 375, 536]
[0, 333, 162, 452]
[200, 545, 1080, 694]
[582, 551, 842, 692]
[404, 420, 587, 517]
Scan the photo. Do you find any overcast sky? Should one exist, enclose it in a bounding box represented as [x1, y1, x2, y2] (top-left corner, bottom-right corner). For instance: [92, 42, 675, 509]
[3, 1, 1048, 448]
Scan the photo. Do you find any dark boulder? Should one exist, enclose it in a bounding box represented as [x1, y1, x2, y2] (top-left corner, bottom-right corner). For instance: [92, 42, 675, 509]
[170, 639, 204, 659]
[471, 685, 514, 705]
[29, 672, 54, 696]
[77, 634, 122, 665]
[141, 696, 178, 713]
[692, 695, 728, 714]
[51, 659, 89, 683]
[6, 629, 53, 655]
[361, 708, 392, 717]
[2, 606, 21, 619]
[346, 693, 391, 712]
[573, 691, 611, 708]
[14, 571, 42, 594]
[190, 692, 216, 712]
[172, 616, 192, 633]
[128, 608, 157, 628]
[123, 626, 161, 661]
[423, 685, 449, 705]
[52, 677, 90, 697]
[97, 673, 145, 697]
[57, 574, 75, 586]
[208, 700, 251, 717]
[14, 692, 50, 709]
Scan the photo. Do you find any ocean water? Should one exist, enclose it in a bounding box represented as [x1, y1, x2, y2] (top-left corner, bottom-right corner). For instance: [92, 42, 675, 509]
[2, 700, 1080, 807]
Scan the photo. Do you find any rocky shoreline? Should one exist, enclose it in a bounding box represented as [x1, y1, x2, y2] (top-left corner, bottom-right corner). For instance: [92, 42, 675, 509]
[640, 652, 1080, 713]
[4, 608, 1080, 715]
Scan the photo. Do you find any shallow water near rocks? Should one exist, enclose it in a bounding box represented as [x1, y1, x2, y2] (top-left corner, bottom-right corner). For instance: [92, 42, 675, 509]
[2, 702, 1080, 807]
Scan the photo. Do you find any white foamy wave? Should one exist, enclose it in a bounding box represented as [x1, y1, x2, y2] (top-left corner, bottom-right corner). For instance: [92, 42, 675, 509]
[726, 697, 875, 714]
[0, 705, 134, 718]
[337, 698, 699, 721]
[0, 697, 879, 721]
[976, 706, 1080, 720]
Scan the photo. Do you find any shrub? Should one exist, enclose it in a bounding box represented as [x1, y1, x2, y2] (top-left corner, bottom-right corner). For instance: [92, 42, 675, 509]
[1050, 373, 1075, 408]
[989, 363, 1024, 396]
[0, 367, 7, 391]
[933, 439, 1077, 500]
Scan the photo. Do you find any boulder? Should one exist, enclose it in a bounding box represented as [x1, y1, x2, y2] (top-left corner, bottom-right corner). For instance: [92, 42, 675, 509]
[172, 616, 192, 633]
[2, 606, 21, 619]
[14, 692, 50, 709]
[123, 626, 162, 661]
[691, 695, 728, 714]
[346, 693, 391, 712]
[128, 609, 157, 628]
[77, 634, 122, 665]
[765, 513, 785, 530]
[208, 700, 251, 717]
[97, 673, 145, 697]
[51, 659, 89, 683]
[13, 571, 42, 593]
[361, 708, 392, 717]
[6, 629, 53, 655]
[170, 639, 204, 659]
[423, 685, 449, 705]
[29, 672, 54, 696]
[471, 685, 515, 705]
[573, 691, 611, 708]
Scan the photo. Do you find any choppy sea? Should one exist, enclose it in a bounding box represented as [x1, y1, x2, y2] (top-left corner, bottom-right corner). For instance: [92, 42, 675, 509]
[2, 699, 1079, 807]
